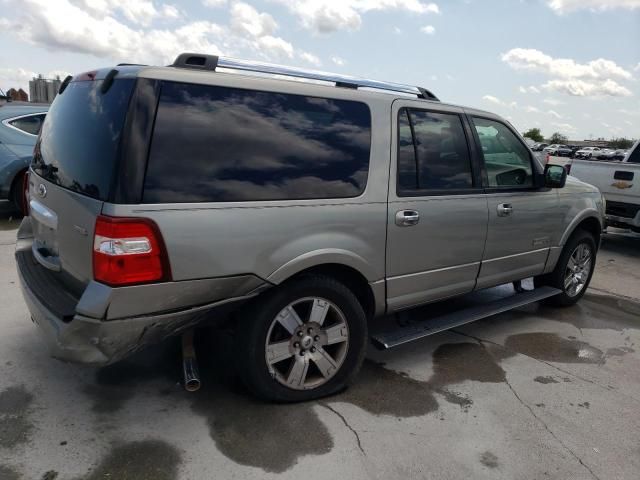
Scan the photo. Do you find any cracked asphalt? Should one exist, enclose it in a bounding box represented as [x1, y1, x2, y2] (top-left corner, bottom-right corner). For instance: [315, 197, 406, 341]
[1, 213, 639, 480]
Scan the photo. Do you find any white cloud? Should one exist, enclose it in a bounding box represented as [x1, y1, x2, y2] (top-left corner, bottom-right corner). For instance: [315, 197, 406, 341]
[634, 63, 640, 72]
[543, 79, 632, 97]
[230, 2, 277, 37]
[202, 0, 227, 6]
[547, 110, 562, 119]
[69, 0, 179, 26]
[420, 25, 435, 34]
[482, 95, 517, 108]
[518, 85, 540, 94]
[331, 56, 346, 66]
[524, 105, 540, 113]
[502, 48, 632, 80]
[1, 0, 316, 66]
[274, 0, 440, 33]
[0, 67, 71, 92]
[161, 4, 180, 19]
[299, 51, 322, 66]
[618, 108, 640, 116]
[551, 122, 577, 134]
[543, 98, 564, 106]
[547, 0, 640, 14]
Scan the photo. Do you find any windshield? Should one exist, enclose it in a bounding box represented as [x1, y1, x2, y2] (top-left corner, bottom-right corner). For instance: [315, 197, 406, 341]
[32, 79, 135, 201]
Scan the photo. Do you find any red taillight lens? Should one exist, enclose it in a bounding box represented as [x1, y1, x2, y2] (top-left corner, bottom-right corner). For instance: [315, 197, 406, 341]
[93, 215, 171, 286]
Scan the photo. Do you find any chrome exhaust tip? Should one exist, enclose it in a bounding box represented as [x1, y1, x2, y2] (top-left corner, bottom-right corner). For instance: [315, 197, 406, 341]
[181, 330, 201, 392]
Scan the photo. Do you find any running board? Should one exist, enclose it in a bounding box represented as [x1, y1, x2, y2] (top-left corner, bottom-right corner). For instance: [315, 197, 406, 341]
[371, 286, 561, 349]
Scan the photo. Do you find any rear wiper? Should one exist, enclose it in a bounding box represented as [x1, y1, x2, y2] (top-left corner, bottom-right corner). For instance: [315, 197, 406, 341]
[100, 69, 119, 94]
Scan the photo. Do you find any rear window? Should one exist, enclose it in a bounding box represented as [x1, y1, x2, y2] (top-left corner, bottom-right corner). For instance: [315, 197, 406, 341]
[9, 114, 46, 135]
[142, 82, 371, 203]
[32, 79, 135, 200]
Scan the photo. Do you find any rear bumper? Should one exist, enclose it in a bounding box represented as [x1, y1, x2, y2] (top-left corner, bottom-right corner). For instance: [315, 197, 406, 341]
[605, 201, 640, 229]
[16, 217, 268, 365]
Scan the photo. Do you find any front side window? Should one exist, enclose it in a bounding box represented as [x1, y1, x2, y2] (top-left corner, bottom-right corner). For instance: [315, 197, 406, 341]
[9, 114, 46, 135]
[397, 108, 473, 194]
[472, 117, 533, 188]
[143, 82, 372, 203]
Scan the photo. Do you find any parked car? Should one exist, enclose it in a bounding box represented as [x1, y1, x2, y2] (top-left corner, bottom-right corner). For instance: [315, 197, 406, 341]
[568, 145, 581, 157]
[16, 56, 605, 402]
[569, 140, 640, 232]
[0, 103, 48, 212]
[531, 142, 548, 151]
[543, 144, 572, 157]
[596, 149, 617, 160]
[612, 149, 628, 161]
[575, 146, 601, 159]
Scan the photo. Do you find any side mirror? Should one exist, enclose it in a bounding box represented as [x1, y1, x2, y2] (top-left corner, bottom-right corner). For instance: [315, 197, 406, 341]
[544, 164, 567, 188]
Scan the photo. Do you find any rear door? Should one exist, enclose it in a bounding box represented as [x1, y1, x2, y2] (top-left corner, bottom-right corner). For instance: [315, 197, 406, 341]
[386, 100, 488, 311]
[28, 76, 135, 289]
[469, 115, 559, 289]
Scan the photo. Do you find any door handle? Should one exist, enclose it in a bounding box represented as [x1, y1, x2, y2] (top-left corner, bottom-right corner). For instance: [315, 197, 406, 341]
[497, 203, 513, 217]
[395, 210, 420, 227]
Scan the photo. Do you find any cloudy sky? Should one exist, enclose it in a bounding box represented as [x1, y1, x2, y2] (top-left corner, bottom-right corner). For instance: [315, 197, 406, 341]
[0, 0, 638, 140]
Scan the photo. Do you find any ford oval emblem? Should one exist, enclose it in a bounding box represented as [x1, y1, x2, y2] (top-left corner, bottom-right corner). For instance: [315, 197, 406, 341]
[37, 183, 47, 198]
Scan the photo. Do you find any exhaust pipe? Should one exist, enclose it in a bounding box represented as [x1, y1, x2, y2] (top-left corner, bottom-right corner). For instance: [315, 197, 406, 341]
[181, 330, 201, 392]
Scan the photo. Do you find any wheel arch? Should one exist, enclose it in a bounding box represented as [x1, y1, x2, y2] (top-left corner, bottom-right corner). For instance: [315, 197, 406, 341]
[267, 253, 383, 320]
[559, 211, 603, 247]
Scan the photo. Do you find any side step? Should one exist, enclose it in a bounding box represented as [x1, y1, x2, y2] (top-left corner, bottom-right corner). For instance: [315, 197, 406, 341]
[371, 286, 561, 349]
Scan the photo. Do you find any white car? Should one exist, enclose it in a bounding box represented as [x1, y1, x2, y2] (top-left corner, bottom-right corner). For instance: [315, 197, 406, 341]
[575, 146, 601, 159]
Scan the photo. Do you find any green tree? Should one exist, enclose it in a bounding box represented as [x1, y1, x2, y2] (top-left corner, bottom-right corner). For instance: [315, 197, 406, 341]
[547, 132, 568, 144]
[609, 137, 635, 150]
[523, 128, 544, 143]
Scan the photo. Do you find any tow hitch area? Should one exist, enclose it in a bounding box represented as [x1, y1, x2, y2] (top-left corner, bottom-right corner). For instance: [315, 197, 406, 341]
[371, 282, 561, 349]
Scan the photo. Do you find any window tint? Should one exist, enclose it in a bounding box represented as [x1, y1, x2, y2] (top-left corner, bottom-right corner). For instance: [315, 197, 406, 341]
[472, 117, 533, 188]
[9, 114, 46, 135]
[397, 108, 473, 193]
[32, 79, 135, 200]
[143, 82, 371, 203]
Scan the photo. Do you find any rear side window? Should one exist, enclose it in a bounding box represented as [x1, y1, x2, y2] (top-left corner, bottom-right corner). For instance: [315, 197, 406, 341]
[628, 144, 640, 163]
[143, 82, 372, 203]
[397, 107, 473, 194]
[9, 114, 46, 135]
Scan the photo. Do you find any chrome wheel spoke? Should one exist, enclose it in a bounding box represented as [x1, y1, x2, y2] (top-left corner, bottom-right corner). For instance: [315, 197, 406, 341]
[312, 347, 338, 378]
[286, 355, 309, 387]
[564, 274, 574, 290]
[322, 323, 349, 346]
[277, 306, 303, 334]
[308, 299, 330, 326]
[567, 257, 577, 271]
[266, 341, 292, 365]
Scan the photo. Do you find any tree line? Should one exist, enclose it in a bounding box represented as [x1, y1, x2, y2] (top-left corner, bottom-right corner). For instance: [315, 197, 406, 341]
[522, 128, 636, 149]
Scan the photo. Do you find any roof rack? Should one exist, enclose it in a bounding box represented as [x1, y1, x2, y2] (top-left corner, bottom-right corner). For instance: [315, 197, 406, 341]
[171, 53, 439, 101]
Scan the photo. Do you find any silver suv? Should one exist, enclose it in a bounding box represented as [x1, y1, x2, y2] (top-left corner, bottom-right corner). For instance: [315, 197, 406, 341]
[16, 54, 605, 402]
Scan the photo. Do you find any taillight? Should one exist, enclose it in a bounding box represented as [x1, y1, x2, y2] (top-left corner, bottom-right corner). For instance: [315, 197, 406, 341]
[93, 215, 171, 286]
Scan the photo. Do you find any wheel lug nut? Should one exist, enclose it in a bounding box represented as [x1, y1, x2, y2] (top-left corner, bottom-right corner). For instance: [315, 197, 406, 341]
[310, 347, 316, 353]
[314, 335, 320, 341]
[307, 328, 313, 334]
[299, 350, 305, 356]
[294, 342, 300, 348]
[297, 331, 303, 337]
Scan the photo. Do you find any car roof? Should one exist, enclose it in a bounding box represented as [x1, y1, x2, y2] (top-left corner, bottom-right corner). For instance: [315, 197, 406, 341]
[0, 104, 49, 121]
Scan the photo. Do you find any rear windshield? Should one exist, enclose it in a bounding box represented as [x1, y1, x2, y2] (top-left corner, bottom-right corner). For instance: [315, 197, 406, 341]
[32, 79, 135, 201]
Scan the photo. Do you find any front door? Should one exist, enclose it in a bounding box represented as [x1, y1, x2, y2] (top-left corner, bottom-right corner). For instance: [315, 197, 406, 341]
[468, 116, 559, 289]
[386, 101, 488, 311]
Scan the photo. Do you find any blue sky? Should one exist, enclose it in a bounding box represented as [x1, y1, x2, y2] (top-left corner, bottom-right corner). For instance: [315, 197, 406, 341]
[0, 0, 638, 140]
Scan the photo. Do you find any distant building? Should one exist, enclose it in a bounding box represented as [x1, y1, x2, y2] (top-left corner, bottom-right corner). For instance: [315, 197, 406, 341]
[7, 88, 29, 102]
[568, 140, 610, 148]
[28, 74, 61, 103]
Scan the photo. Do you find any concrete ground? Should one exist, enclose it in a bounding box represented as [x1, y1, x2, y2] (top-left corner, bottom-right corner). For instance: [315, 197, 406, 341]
[0, 214, 639, 480]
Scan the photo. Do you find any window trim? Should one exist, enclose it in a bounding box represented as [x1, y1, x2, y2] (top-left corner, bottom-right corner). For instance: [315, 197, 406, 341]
[468, 114, 545, 192]
[2, 112, 47, 137]
[396, 106, 481, 198]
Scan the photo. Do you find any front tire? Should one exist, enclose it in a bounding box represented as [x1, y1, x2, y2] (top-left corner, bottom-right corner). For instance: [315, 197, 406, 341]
[535, 230, 596, 307]
[234, 274, 367, 402]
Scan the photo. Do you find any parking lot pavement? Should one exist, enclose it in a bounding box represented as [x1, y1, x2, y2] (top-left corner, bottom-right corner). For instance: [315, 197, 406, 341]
[0, 217, 639, 480]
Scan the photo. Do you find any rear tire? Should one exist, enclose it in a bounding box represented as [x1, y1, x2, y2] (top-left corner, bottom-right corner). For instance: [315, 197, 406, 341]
[10, 171, 27, 216]
[534, 230, 596, 307]
[234, 274, 367, 402]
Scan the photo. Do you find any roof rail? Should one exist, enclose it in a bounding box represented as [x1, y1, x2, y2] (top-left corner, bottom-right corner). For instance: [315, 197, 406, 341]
[171, 53, 439, 101]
